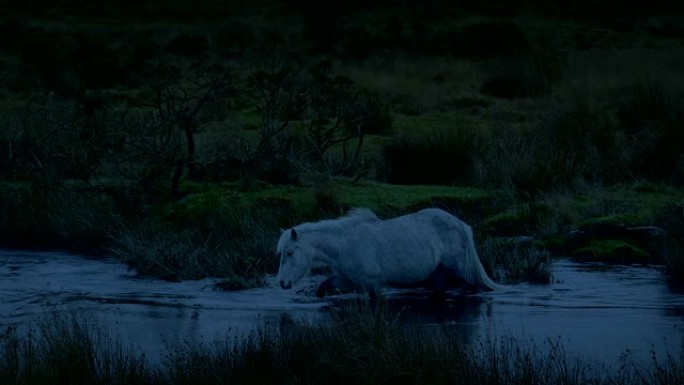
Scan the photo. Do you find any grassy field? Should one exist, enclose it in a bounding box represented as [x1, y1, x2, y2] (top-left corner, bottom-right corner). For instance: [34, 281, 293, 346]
[1, 0, 684, 288]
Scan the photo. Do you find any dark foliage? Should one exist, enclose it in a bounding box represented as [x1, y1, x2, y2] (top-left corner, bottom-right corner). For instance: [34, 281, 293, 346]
[453, 20, 531, 58]
[383, 125, 483, 185]
[615, 79, 684, 184]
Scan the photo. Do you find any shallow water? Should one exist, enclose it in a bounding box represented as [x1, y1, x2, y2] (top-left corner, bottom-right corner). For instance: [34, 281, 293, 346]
[1, 249, 683, 365]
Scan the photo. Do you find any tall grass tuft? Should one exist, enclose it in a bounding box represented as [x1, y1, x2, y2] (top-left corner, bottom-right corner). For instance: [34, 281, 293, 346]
[2, 310, 684, 385]
[164, 302, 684, 385]
[108, 198, 281, 287]
[0, 313, 152, 385]
[479, 237, 553, 284]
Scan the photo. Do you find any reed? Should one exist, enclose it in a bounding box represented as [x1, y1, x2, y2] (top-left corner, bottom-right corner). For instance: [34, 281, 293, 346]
[2, 309, 683, 385]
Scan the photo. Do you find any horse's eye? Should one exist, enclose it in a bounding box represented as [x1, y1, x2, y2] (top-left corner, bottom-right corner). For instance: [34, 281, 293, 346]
[286, 250, 294, 257]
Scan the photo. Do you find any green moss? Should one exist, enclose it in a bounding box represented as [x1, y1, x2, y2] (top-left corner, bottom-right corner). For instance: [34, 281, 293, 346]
[572, 239, 651, 263]
[152, 179, 496, 231]
[479, 201, 555, 237]
[480, 208, 530, 236]
[539, 235, 566, 252]
[579, 213, 646, 231]
[337, 180, 493, 209]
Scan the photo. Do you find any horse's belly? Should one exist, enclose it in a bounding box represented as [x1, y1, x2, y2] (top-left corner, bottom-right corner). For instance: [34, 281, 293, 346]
[382, 262, 437, 285]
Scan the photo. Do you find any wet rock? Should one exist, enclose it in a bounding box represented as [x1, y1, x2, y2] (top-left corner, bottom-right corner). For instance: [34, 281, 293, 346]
[566, 222, 666, 264]
[572, 239, 651, 264]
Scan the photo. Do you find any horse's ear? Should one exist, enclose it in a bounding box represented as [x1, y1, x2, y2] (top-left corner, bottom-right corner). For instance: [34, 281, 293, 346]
[290, 228, 298, 240]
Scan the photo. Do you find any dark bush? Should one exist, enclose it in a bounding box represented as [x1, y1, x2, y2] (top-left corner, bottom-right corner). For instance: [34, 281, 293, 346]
[543, 98, 627, 185]
[615, 79, 684, 184]
[0, 17, 26, 53]
[481, 51, 565, 99]
[480, 75, 528, 99]
[349, 91, 393, 135]
[18, 30, 80, 95]
[298, 0, 347, 53]
[340, 26, 380, 59]
[453, 20, 531, 58]
[18, 30, 134, 95]
[383, 124, 484, 185]
[165, 32, 208, 56]
[213, 21, 257, 57]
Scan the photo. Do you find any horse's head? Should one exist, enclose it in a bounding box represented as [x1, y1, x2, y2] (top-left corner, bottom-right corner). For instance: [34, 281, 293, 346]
[276, 228, 313, 289]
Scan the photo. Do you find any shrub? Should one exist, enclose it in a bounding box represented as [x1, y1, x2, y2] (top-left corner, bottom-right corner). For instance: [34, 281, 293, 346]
[615, 79, 684, 184]
[0, 16, 27, 54]
[18, 29, 133, 95]
[339, 25, 379, 59]
[542, 96, 627, 185]
[212, 20, 257, 58]
[480, 50, 565, 99]
[165, 32, 208, 56]
[475, 123, 586, 197]
[453, 20, 531, 58]
[383, 122, 485, 185]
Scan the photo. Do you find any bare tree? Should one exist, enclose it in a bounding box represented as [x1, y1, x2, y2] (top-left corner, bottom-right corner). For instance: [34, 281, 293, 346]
[246, 59, 379, 180]
[122, 63, 237, 198]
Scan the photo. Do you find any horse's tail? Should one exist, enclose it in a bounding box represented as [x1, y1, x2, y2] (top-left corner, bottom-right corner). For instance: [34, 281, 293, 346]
[464, 224, 508, 292]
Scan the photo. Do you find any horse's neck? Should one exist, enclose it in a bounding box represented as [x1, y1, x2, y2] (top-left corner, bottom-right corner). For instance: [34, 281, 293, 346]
[307, 231, 345, 270]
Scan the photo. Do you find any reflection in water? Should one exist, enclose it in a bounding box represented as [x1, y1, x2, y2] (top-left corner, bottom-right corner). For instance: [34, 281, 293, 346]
[1, 250, 683, 366]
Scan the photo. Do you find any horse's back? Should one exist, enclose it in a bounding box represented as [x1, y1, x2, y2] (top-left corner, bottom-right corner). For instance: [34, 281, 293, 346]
[414, 207, 467, 227]
[358, 208, 466, 246]
[390, 208, 469, 241]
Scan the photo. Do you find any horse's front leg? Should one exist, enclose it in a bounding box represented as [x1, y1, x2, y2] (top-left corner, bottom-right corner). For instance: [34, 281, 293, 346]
[316, 275, 340, 298]
[367, 283, 381, 310]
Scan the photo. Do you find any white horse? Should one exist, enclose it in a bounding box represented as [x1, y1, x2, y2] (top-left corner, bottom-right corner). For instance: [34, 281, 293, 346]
[276, 207, 506, 300]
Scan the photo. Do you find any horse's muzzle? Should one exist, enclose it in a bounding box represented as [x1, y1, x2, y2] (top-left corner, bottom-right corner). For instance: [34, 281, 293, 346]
[280, 280, 292, 289]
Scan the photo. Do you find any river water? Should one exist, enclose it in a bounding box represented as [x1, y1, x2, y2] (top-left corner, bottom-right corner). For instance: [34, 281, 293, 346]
[1, 249, 682, 366]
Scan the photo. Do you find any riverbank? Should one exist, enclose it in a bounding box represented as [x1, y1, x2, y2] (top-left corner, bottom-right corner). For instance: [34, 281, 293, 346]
[1, 179, 683, 288]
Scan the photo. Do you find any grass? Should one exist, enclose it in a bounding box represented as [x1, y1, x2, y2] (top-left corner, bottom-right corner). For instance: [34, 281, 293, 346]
[2, 308, 683, 385]
[479, 237, 553, 284]
[0, 313, 151, 385]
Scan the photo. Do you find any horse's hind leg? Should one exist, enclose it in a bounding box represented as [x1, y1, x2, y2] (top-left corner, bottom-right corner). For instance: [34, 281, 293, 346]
[430, 263, 479, 294]
[426, 265, 450, 301]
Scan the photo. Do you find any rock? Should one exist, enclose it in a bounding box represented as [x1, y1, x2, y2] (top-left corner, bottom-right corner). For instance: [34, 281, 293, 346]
[566, 223, 666, 264]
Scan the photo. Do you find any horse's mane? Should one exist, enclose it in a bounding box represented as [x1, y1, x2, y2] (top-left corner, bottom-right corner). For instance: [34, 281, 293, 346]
[296, 208, 379, 234]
